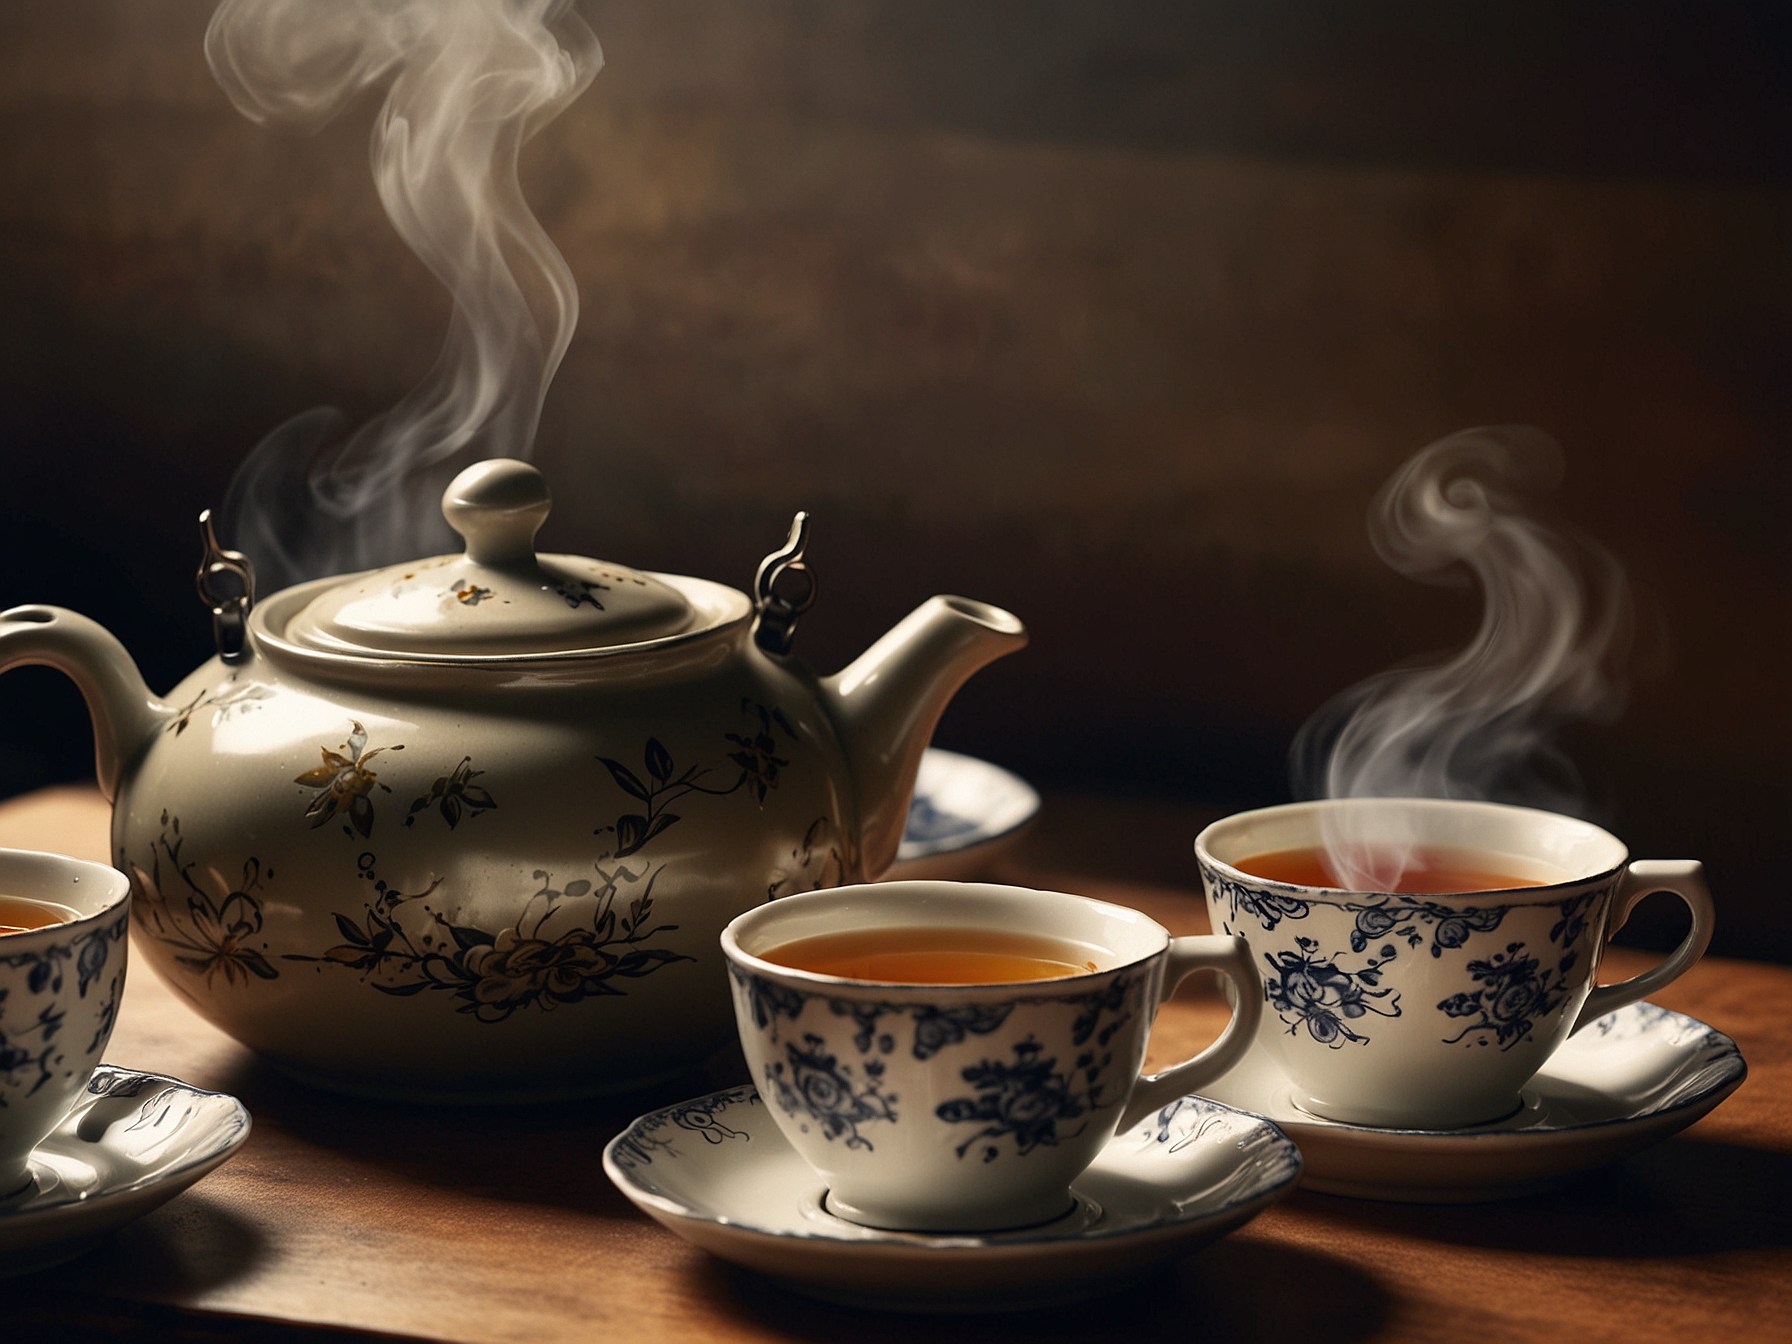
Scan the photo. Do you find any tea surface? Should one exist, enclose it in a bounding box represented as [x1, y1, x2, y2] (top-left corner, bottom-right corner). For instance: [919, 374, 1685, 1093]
[760, 926, 1101, 984]
[0, 894, 79, 936]
[1234, 845, 1552, 894]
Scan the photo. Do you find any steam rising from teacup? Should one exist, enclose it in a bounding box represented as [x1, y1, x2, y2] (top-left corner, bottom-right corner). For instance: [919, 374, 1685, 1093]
[1291, 427, 1632, 891]
[207, 0, 600, 591]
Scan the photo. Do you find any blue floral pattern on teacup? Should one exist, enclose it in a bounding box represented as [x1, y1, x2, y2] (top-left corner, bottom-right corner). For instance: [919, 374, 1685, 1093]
[908, 1003, 1015, 1059]
[730, 964, 1146, 1162]
[1207, 869, 1311, 931]
[764, 1033, 899, 1150]
[1437, 941, 1574, 1050]
[1, 910, 129, 1103]
[1262, 935, 1402, 1046]
[1346, 900, 1508, 958]
[936, 1037, 1093, 1161]
[1206, 859, 1613, 1051]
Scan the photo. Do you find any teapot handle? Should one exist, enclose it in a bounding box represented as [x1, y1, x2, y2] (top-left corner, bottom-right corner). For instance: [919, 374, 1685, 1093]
[0, 607, 173, 802]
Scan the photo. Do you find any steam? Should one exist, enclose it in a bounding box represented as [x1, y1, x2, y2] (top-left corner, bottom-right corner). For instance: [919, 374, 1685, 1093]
[207, 0, 601, 591]
[1290, 426, 1633, 890]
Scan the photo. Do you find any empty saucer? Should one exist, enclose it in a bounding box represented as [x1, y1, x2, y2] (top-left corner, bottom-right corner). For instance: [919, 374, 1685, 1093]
[1199, 1001, 1745, 1203]
[0, 1066, 251, 1276]
[604, 1086, 1301, 1312]
[886, 748, 1041, 881]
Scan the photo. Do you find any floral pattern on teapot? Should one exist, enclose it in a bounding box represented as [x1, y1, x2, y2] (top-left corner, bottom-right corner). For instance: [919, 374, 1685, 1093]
[4, 457, 1027, 1098]
[288, 858, 689, 1022]
[129, 814, 279, 989]
[124, 699, 839, 1028]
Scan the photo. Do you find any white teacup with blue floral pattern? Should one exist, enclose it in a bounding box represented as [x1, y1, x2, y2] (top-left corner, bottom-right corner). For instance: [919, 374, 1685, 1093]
[1196, 798, 1714, 1130]
[0, 847, 132, 1196]
[723, 880, 1261, 1232]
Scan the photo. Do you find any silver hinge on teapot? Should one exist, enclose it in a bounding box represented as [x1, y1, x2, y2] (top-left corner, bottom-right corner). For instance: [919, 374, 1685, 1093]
[196, 510, 256, 665]
[753, 512, 817, 657]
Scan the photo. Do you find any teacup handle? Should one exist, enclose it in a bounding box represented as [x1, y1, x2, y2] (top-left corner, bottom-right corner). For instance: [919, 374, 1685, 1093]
[1569, 859, 1715, 1034]
[1116, 934, 1262, 1131]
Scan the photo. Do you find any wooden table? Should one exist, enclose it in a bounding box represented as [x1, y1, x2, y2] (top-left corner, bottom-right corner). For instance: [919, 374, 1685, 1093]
[5, 785, 1788, 1342]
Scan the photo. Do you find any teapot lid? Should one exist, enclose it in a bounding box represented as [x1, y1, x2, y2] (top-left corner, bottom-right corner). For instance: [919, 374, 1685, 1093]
[282, 459, 697, 657]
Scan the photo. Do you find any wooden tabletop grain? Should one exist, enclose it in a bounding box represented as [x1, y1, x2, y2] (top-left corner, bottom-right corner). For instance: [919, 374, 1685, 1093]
[4, 785, 1787, 1343]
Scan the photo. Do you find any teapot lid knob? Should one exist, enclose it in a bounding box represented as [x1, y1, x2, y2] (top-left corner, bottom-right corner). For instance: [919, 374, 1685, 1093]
[443, 458, 551, 567]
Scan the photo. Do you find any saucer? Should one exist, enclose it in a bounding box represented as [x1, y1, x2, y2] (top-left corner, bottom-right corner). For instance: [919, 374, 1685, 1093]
[0, 1066, 252, 1276]
[604, 1086, 1302, 1312]
[1199, 1001, 1746, 1203]
[886, 748, 1041, 881]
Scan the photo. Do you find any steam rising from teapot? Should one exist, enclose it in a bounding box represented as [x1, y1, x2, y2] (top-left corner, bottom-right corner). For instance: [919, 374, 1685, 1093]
[207, 0, 600, 592]
[1291, 426, 1634, 891]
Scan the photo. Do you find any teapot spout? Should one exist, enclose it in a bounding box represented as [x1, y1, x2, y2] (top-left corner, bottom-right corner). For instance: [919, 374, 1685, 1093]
[0, 607, 174, 803]
[822, 596, 1027, 878]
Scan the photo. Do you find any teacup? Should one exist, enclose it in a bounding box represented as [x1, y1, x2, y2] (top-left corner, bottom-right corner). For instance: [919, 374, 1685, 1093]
[722, 880, 1261, 1232]
[0, 847, 132, 1196]
[1196, 798, 1714, 1130]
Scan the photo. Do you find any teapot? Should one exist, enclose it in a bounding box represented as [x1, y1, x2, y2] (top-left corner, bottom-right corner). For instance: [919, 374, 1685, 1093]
[0, 460, 1026, 1101]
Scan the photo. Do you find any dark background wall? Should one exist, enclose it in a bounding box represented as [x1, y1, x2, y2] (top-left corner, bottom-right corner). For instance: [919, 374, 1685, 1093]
[1, 3, 1787, 955]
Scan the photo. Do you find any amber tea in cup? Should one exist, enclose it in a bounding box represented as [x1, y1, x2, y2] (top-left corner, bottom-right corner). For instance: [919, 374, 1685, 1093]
[1198, 798, 1715, 1128]
[0, 893, 78, 936]
[757, 926, 1101, 984]
[1234, 844, 1556, 894]
[724, 881, 1263, 1231]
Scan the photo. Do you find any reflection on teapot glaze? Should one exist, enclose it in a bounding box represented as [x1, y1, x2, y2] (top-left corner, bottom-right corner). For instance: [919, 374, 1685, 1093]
[294, 721, 404, 840]
[165, 676, 274, 737]
[128, 814, 280, 988]
[767, 816, 849, 900]
[289, 859, 691, 1022]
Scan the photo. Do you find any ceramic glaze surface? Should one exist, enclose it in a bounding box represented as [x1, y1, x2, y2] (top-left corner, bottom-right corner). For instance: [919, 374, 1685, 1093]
[1199, 1001, 1744, 1202]
[1197, 798, 1715, 1129]
[0, 460, 1027, 1101]
[0, 1066, 250, 1276]
[0, 849, 131, 1194]
[117, 651, 850, 1099]
[723, 881, 1261, 1231]
[603, 1085, 1302, 1312]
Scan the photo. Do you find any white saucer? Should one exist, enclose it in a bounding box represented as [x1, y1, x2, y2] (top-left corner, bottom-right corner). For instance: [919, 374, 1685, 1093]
[0, 1066, 252, 1276]
[1199, 1001, 1746, 1203]
[604, 1086, 1301, 1312]
[886, 748, 1041, 881]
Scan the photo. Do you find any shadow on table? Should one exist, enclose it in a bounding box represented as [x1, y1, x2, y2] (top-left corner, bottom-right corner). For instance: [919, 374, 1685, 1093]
[14, 1297, 437, 1343]
[693, 1237, 1389, 1342]
[203, 1046, 754, 1217]
[1297, 1137, 1792, 1254]
[38, 1189, 267, 1293]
